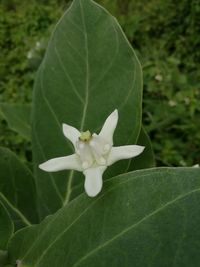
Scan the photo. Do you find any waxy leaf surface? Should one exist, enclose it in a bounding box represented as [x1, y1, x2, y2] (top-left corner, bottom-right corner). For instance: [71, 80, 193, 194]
[8, 167, 200, 267]
[32, 0, 142, 217]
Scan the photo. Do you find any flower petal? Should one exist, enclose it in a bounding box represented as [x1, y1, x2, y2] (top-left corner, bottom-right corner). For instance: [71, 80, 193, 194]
[62, 123, 80, 148]
[39, 154, 82, 172]
[99, 109, 118, 145]
[107, 145, 145, 166]
[83, 167, 106, 197]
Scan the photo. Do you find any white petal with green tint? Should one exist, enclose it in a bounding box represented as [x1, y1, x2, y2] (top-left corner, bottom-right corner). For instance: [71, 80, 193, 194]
[39, 109, 145, 197]
[99, 109, 118, 145]
[62, 123, 80, 148]
[83, 166, 106, 197]
[108, 145, 145, 166]
[39, 154, 82, 172]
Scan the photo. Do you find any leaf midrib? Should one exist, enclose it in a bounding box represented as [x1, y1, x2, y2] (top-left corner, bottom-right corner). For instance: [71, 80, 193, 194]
[64, 0, 90, 205]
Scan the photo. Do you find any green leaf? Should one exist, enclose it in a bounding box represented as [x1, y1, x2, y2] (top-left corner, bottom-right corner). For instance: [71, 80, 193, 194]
[8, 167, 200, 267]
[0, 201, 13, 250]
[0, 103, 31, 140]
[131, 126, 155, 170]
[0, 147, 38, 229]
[32, 0, 142, 218]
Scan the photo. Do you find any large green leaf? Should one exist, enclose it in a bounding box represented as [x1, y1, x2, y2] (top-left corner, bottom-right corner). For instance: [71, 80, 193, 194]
[0, 148, 38, 229]
[8, 167, 200, 267]
[0, 201, 13, 250]
[0, 104, 31, 140]
[32, 0, 142, 218]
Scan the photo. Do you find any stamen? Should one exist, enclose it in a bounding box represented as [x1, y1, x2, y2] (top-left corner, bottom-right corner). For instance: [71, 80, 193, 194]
[89, 137, 102, 155]
[104, 144, 110, 152]
[79, 143, 85, 149]
[77, 133, 111, 168]
[82, 161, 89, 169]
[99, 157, 106, 165]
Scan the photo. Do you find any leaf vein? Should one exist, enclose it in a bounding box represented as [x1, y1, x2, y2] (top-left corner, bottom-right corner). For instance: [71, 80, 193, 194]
[32, 129, 64, 203]
[54, 45, 85, 104]
[32, 172, 158, 266]
[73, 187, 200, 266]
[63, 0, 90, 204]
[0, 192, 31, 226]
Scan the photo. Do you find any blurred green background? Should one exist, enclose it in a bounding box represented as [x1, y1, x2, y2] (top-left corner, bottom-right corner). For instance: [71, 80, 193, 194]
[0, 0, 199, 166]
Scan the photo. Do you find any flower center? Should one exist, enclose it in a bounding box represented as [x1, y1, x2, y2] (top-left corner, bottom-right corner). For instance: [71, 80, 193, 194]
[79, 130, 92, 142]
[76, 132, 111, 169]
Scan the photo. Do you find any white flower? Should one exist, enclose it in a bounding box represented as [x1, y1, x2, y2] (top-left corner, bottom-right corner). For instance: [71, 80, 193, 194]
[27, 50, 34, 59]
[168, 100, 177, 107]
[155, 74, 163, 82]
[16, 260, 22, 267]
[39, 110, 144, 197]
[193, 164, 199, 168]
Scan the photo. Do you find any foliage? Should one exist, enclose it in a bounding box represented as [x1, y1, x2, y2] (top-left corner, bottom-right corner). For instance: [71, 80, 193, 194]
[97, 0, 200, 166]
[0, 0, 64, 160]
[31, 0, 143, 217]
[0, 0, 200, 166]
[0, 147, 38, 229]
[8, 168, 200, 266]
[0, 1, 199, 266]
